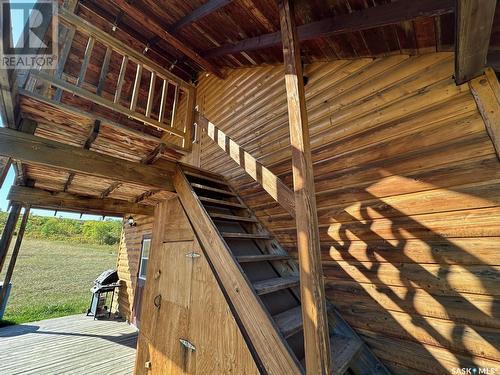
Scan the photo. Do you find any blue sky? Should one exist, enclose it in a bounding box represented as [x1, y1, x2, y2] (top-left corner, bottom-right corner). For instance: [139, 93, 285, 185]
[1, 4, 118, 221]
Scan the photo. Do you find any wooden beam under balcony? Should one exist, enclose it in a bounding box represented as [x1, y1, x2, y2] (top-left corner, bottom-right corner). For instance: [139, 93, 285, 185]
[0, 127, 175, 191]
[8, 186, 154, 216]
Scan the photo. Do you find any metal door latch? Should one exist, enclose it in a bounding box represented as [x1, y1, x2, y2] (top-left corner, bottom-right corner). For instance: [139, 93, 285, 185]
[185, 251, 201, 258]
[179, 338, 196, 351]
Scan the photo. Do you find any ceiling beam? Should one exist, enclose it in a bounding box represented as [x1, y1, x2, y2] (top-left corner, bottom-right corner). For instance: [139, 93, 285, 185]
[455, 0, 496, 85]
[109, 0, 224, 78]
[8, 185, 154, 216]
[0, 127, 175, 191]
[204, 0, 454, 58]
[171, 0, 233, 34]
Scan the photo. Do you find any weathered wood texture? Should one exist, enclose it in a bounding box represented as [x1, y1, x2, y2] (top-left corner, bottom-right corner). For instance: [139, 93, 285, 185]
[196, 112, 295, 216]
[114, 214, 153, 324]
[469, 68, 500, 159]
[455, 0, 496, 84]
[278, 0, 331, 373]
[8, 186, 154, 216]
[0, 314, 137, 374]
[135, 198, 259, 374]
[0, 128, 175, 191]
[0, 206, 29, 310]
[196, 52, 500, 374]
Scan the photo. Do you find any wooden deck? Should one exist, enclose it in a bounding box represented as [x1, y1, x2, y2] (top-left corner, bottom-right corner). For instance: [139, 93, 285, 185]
[0, 314, 137, 374]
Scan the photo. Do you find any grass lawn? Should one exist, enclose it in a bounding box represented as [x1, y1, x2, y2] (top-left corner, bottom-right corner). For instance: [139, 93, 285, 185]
[0, 238, 118, 326]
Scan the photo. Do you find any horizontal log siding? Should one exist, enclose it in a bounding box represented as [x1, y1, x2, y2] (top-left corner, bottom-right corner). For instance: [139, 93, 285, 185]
[115, 215, 153, 323]
[196, 53, 500, 374]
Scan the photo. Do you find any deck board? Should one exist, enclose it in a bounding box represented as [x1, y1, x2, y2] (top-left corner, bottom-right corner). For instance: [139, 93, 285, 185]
[0, 314, 137, 374]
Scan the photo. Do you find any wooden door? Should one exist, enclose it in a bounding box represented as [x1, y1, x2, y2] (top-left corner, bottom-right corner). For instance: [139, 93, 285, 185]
[135, 198, 259, 375]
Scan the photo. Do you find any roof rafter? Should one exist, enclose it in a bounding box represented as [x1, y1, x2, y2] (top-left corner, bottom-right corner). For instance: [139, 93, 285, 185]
[204, 0, 454, 58]
[171, 0, 233, 34]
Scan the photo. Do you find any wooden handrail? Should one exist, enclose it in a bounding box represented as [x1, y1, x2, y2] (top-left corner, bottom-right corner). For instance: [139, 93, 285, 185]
[58, 7, 193, 89]
[195, 112, 295, 217]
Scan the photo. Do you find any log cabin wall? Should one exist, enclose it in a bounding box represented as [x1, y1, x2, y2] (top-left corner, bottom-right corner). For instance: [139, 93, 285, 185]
[115, 214, 153, 324]
[196, 52, 500, 374]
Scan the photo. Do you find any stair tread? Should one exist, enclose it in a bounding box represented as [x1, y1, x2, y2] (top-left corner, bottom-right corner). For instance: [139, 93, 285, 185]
[199, 196, 245, 208]
[236, 254, 291, 263]
[330, 334, 363, 375]
[191, 182, 236, 196]
[299, 334, 362, 374]
[184, 170, 229, 185]
[221, 232, 272, 239]
[273, 306, 302, 338]
[210, 213, 258, 222]
[253, 276, 299, 295]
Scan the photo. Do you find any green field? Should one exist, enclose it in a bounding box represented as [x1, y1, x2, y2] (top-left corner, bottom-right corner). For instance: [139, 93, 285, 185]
[0, 238, 118, 325]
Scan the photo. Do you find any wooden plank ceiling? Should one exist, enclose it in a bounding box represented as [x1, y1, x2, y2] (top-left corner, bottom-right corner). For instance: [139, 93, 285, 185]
[77, 0, 497, 73]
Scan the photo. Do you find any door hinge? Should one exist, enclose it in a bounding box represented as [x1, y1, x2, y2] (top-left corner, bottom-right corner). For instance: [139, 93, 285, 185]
[185, 251, 201, 258]
[179, 338, 196, 351]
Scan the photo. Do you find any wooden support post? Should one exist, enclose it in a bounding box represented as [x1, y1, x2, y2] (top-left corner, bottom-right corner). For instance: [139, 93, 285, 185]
[278, 1, 332, 374]
[455, 0, 496, 84]
[0, 203, 21, 274]
[0, 206, 30, 311]
[0, 157, 12, 189]
[182, 87, 196, 152]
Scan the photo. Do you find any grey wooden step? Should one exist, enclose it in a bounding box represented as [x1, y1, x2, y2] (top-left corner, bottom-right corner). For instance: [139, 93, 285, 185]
[184, 170, 229, 186]
[210, 212, 258, 223]
[221, 232, 272, 240]
[331, 333, 363, 374]
[273, 306, 303, 338]
[199, 196, 245, 208]
[253, 276, 299, 295]
[300, 334, 363, 374]
[191, 182, 236, 196]
[236, 254, 291, 263]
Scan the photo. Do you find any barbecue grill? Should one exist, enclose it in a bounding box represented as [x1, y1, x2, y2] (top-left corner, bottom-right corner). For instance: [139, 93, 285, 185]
[87, 269, 120, 319]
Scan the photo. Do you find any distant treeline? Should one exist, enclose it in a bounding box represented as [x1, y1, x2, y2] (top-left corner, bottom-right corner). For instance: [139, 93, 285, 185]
[0, 211, 123, 245]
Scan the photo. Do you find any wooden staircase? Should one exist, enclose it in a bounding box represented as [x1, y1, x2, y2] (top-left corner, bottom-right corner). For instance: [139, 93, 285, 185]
[175, 166, 390, 375]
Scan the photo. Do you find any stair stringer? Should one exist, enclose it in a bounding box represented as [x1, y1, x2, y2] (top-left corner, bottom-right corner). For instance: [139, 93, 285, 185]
[174, 166, 303, 375]
[223, 175, 392, 375]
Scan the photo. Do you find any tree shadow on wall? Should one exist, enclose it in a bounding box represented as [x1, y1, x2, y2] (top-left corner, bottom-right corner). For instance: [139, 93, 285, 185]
[323, 192, 499, 374]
